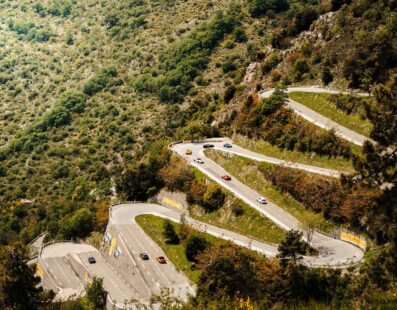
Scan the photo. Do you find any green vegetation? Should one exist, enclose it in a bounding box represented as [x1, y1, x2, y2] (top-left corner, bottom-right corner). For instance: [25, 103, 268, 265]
[228, 90, 353, 160]
[205, 150, 345, 233]
[156, 12, 237, 103]
[289, 92, 373, 137]
[233, 135, 355, 173]
[135, 214, 217, 283]
[158, 156, 286, 244]
[0, 0, 396, 308]
[189, 198, 285, 245]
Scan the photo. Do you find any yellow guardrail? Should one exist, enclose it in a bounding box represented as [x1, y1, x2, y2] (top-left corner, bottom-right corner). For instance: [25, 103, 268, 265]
[162, 197, 182, 210]
[36, 262, 44, 279]
[340, 231, 367, 250]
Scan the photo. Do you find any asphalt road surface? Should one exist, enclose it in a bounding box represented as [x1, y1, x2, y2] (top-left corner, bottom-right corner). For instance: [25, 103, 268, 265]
[259, 86, 371, 146]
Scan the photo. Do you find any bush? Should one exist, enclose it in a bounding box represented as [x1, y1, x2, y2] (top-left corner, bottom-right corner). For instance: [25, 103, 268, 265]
[59, 91, 86, 113]
[248, 0, 289, 17]
[42, 106, 72, 129]
[224, 85, 236, 103]
[292, 58, 310, 80]
[185, 234, 208, 261]
[60, 208, 94, 239]
[203, 183, 225, 211]
[83, 67, 118, 96]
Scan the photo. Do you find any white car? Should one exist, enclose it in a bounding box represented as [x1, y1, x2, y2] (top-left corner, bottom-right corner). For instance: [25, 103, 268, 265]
[194, 157, 204, 164]
[256, 197, 267, 204]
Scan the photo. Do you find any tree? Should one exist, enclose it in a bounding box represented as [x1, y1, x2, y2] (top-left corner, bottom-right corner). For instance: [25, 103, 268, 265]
[322, 67, 333, 85]
[299, 214, 318, 247]
[248, 0, 289, 17]
[224, 85, 236, 103]
[0, 243, 54, 309]
[292, 58, 309, 81]
[277, 230, 307, 263]
[86, 277, 107, 309]
[60, 208, 94, 239]
[203, 183, 225, 211]
[162, 219, 179, 244]
[158, 157, 194, 191]
[185, 235, 208, 261]
[350, 76, 397, 272]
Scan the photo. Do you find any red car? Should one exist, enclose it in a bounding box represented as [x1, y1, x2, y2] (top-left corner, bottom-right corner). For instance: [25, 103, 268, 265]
[156, 256, 167, 264]
[221, 175, 231, 181]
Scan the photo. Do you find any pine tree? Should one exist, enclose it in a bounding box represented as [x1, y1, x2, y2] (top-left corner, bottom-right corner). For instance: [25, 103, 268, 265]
[162, 219, 179, 244]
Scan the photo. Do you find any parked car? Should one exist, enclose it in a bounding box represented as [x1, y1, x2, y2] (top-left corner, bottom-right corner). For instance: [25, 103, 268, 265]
[256, 197, 268, 204]
[221, 175, 232, 181]
[194, 157, 204, 164]
[156, 256, 167, 264]
[185, 149, 192, 155]
[223, 143, 232, 148]
[139, 252, 149, 260]
[203, 144, 214, 149]
[88, 256, 96, 264]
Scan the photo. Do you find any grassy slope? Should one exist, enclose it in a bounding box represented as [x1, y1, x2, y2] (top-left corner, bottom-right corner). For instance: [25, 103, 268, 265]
[190, 167, 286, 244]
[189, 201, 285, 245]
[206, 150, 348, 233]
[232, 135, 355, 174]
[136, 214, 220, 283]
[288, 92, 373, 137]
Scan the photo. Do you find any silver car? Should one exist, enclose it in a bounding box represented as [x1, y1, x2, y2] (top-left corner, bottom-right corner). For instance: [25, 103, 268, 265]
[256, 197, 267, 204]
[194, 157, 204, 164]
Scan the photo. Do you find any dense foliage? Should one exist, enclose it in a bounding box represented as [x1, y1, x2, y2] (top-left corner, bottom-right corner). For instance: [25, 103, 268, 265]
[229, 90, 352, 158]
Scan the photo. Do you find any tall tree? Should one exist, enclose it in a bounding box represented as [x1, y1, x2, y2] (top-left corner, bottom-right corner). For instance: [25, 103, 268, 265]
[351, 75, 397, 271]
[86, 277, 107, 310]
[0, 243, 54, 309]
[277, 230, 307, 263]
[162, 219, 179, 244]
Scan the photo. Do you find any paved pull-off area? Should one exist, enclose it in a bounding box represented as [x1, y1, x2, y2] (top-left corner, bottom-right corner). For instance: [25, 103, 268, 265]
[259, 86, 372, 146]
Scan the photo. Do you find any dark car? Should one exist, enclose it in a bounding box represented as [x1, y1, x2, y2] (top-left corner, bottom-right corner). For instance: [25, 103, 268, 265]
[88, 256, 96, 264]
[223, 143, 232, 148]
[203, 144, 215, 149]
[221, 175, 232, 181]
[139, 252, 149, 260]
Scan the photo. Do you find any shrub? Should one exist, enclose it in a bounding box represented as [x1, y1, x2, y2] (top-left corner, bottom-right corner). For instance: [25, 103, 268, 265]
[83, 67, 118, 96]
[292, 58, 310, 80]
[224, 85, 236, 103]
[248, 0, 289, 17]
[203, 183, 225, 211]
[185, 234, 208, 261]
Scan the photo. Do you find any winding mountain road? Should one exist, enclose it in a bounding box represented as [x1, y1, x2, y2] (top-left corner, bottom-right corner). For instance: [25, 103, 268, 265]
[37, 86, 370, 308]
[171, 141, 364, 268]
[259, 86, 371, 146]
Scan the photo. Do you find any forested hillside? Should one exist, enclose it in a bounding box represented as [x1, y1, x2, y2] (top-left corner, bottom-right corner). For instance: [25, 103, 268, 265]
[0, 0, 396, 309]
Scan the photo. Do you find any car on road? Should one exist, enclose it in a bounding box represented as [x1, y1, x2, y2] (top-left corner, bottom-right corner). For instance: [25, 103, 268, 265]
[156, 256, 167, 264]
[223, 143, 232, 148]
[194, 157, 204, 164]
[256, 197, 268, 204]
[185, 149, 192, 155]
[203, 144, 214, 149]
[88, 256, 96, 264]
[221, 175, 231, 181]
[139, 252, 149, 260]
